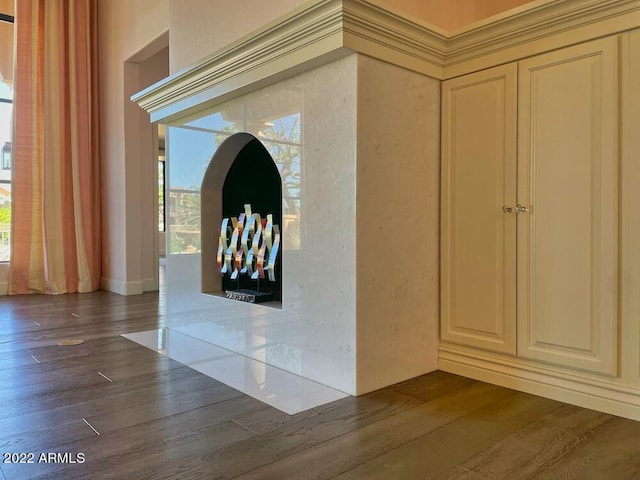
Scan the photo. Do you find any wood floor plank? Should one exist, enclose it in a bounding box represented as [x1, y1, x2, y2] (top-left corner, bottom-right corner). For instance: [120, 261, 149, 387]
[436, 466, 490, 480]
[70, 396, 274, 480]
[0, 345, 163, 387]
[132, 388, 431, 480]
[334, 392, 563, 480]
[0, 420, 97, 464]
[4, 394, 264, 480]
[85, 382, 247, 435]
[2, 415, 252, 480]
[387, 370, 476, 402]
[0, 376, 240, 454]
[147, 382, 515, 480]
[0, 364, 204, 439]
[0, 319, 164, 353]
[0, 356, 188, 420]
[459, 404, 615, 480]
[0, 293, 164, 354]
[0, 336, 143, 369]
[232, 370, 473, 436]
[530, 416, 640, 480]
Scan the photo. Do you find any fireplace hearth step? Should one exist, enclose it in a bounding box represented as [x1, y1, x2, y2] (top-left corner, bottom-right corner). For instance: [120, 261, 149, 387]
[225, 289, 273, 304]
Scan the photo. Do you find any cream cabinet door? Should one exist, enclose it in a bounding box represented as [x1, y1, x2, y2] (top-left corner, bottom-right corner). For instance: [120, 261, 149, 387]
[441, 64, 518, 355]
[517, 38, 619, 375]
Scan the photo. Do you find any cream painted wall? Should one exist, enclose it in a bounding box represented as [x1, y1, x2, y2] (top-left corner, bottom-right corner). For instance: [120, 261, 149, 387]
[374, 0, 538, 32]
[99, 0, 169, 294]
[169, 0, 308, 73]
[126, 48, 169, 292]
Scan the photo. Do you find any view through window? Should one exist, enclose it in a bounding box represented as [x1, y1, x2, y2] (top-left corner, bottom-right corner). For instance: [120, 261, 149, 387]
[0, 5, 13, 262]
[158, 158, 165, 232]
[158, 124, 165, 233]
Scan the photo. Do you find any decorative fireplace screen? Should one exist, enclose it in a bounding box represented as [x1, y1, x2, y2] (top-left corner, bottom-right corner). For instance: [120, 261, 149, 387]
[201, 133, 282, 304]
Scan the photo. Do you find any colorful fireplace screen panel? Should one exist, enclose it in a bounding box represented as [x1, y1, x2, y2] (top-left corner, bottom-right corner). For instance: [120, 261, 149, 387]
[221, 137, 282, 300]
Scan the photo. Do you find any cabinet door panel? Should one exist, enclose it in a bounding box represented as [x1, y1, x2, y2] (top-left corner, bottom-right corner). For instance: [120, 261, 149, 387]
[441, 64, 517, 355]
[517, 37, 619, 375]
[625, 30, 640, 388]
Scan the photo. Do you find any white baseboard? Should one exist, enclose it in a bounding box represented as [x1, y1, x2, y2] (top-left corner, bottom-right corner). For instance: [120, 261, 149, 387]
[141, 277, 158, 292]
[101, 277, 143, 296]
[439, 345, 640, 421]
[0, 278, 152, 296]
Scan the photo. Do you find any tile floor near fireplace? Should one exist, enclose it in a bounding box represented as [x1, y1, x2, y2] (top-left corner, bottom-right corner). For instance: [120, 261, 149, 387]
[123, 328, 349, 414]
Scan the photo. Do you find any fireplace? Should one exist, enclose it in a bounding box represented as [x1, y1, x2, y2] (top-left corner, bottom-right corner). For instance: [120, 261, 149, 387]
[201, 133, 283, 304]
[133, 1, 440, 396]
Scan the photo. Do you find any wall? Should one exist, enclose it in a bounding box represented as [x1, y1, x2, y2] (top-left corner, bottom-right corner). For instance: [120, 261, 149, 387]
[124, 47, 169, 292]
[356, 55, 441, 392]
[169, 0, 309, 73]
[374, 0, 538, 32]
[98, 0, 169, 294]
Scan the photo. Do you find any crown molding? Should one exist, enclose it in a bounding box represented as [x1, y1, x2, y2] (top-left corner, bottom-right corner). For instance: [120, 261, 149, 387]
[444, 0, 640, 77]
[341, 0, 447, 77]
[133, 0, 640, 122]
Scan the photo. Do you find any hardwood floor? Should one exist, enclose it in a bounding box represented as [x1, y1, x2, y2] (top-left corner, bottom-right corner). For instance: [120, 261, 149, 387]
[1, 290, 639, 479]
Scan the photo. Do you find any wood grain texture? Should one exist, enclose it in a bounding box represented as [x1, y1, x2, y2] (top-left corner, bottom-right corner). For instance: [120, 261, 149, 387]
[0, 287, 639, 480]
[334, 393, 562, 480]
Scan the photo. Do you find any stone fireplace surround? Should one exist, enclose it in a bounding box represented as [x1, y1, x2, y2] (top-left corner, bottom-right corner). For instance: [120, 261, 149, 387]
[134, 0, 442, 396]
[136, 0, 618, 396]
[149, 52, 440, 395]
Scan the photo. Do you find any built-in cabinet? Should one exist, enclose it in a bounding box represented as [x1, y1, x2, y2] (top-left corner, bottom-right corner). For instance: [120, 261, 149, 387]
[441, 63, 518, 356]
[441, 34, 633, 411]
[516, 38, 619, 375]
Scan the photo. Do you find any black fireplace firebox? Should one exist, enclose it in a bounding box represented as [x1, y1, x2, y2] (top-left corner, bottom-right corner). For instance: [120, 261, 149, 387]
[201, 133, 283, 304]
[217, 135, 283, 302]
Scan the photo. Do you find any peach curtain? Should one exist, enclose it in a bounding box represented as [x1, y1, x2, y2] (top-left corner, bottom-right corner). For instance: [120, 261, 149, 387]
[10, 0, 100, 294]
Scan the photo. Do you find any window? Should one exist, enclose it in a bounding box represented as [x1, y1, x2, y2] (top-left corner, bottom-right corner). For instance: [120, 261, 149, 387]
[158, 158, 165, 232]
[158, 124, 166, 233]
[0, 6, 13, 262]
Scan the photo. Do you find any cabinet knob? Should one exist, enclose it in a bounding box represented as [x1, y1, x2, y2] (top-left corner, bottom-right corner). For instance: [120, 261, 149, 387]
[502, 206, 513, 214]
[516, 204, 529, 213]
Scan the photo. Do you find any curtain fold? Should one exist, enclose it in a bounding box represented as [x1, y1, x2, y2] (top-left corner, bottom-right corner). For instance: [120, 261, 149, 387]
[10, 0, 100, 294]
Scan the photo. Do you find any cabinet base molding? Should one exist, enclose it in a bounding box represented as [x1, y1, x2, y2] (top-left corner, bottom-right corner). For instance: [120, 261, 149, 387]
[439, 345, 640, 421]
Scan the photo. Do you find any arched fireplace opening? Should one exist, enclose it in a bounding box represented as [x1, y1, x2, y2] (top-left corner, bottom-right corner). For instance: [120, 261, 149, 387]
[201, 133, 282, 305]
